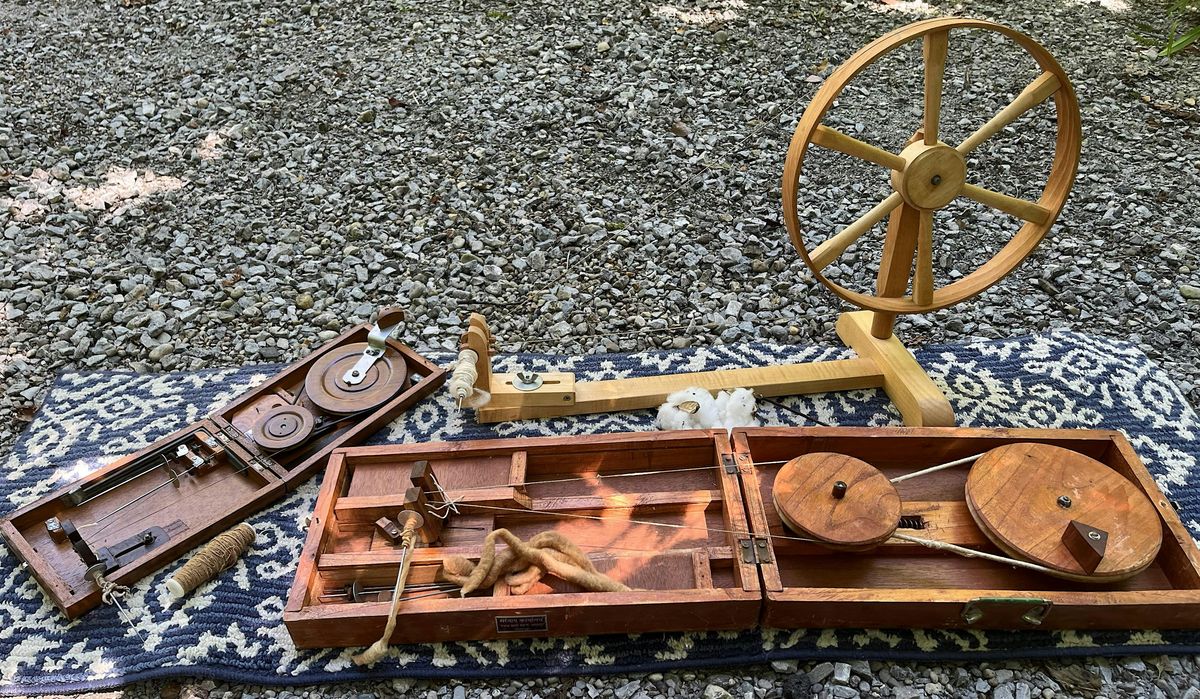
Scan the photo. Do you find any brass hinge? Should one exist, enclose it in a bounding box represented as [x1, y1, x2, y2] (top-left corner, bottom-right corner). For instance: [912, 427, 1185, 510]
[738, 536, 774, 565]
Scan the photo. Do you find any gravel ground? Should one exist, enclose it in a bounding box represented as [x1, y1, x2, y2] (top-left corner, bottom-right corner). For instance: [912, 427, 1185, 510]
[2, 0, 1199, 695]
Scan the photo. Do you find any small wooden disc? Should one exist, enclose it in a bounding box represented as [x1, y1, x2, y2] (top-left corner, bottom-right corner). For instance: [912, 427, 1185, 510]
[305, 342, 409, 415]
[965, 443, 1163, 583]
[773, 453, 901, 550]
[250, 404, 315, 451]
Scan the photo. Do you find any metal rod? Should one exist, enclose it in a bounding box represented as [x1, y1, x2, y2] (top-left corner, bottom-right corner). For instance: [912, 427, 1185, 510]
[889, 453, 982, 483]
[70, 453, 174, 508]
[320, 582, 459, 599]
[90, 460, 207, 525]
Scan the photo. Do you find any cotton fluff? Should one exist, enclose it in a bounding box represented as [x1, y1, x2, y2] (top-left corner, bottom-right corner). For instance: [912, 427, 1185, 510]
[656, 387, 759, 432]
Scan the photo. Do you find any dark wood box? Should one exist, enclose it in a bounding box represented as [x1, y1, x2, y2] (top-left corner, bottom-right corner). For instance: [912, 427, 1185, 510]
[1, 318, 445, 618]
[283, 430, 762, 647]
[732, 427, 1200, 630]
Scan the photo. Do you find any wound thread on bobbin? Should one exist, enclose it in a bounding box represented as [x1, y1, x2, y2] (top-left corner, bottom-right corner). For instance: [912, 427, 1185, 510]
[164, 523, 256, 598]
[449, 348, 491, 408]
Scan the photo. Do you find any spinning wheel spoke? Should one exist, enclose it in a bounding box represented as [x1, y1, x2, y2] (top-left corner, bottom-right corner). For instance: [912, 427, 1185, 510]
[810, 192, 904, 270]
[960, 183, 1051, 224]
[812, 125, 907, 170]
[922, 30, 949, 145]
[957, 71, 1061, 155]
[912, 209, 934, 305]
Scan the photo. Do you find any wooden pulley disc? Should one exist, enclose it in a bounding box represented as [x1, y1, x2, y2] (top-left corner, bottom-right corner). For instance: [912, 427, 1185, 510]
[251, 404, 316, 451]
[781, 18, 1081, 314]
[305, 342, 409, 415]
[773, 453, 902, 550]
[965, 443, 1163, 583]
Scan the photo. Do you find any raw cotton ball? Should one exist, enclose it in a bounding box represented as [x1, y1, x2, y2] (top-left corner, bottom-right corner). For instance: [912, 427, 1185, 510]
[656, 387, 715, 431]
[657, 387, 758, 432]
[717, 388, 759, 430]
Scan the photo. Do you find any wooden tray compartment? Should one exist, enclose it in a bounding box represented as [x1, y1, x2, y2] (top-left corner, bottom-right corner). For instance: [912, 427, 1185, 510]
[1, 312, 446, 618]
[733, 427, 1200, 630]
[284, 431, 762, 647]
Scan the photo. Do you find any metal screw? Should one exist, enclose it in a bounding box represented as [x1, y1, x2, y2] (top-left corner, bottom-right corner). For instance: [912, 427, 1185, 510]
[832, 481, 848, 499]
[931, 175, 942, 185]
[1088, 531, 1101, 541]
[1057, 495, 1072, 508]
[351, 370, 360, 377]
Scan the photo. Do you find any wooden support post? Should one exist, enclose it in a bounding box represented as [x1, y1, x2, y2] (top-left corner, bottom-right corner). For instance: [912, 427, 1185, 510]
[871, 186, 923, 340]
[461, 313, 494, 394]
[837, 310, 954, 426]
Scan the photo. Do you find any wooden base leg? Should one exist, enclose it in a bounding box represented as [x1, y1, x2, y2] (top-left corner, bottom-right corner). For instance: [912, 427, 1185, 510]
[837, 310, 955, 427]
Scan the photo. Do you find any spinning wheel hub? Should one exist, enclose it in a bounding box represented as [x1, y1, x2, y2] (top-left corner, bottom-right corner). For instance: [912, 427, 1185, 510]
[891, 142, 965, 210]
[305, 342, 409, 415]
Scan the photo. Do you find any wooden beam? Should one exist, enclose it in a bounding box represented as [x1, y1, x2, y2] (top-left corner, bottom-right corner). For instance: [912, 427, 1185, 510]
[475, 359, 885, 423]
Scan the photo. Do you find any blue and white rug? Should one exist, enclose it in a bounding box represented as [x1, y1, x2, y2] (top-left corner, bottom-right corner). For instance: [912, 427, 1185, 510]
[2, 331, 1199, 695]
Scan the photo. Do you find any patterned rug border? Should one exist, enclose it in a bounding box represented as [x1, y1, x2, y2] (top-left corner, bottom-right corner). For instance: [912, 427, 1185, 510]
[3, 329, 1199, 695]
[5, 642, 1194, 697]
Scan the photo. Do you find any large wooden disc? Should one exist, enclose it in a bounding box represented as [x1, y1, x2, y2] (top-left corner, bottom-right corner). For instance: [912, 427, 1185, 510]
[965, 443, 1163, 583]
[773, 453, 901, 550]
[305, 342, 409, 415]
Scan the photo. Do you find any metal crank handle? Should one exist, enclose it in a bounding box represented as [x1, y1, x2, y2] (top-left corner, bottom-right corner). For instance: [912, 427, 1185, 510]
[342, 313, 404, 386]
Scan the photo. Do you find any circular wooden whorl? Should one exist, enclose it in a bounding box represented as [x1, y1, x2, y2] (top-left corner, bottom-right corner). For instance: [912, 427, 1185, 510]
[772, 453, 901, 550]
[305, 342, 409, 415]
[965, 443, 1163, 583]
[250, 404, 315, 451]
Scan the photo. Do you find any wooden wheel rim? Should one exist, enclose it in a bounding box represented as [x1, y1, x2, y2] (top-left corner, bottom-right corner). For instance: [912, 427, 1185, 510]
[782, 18, 1081, 314]
[305, 342, 409, 415]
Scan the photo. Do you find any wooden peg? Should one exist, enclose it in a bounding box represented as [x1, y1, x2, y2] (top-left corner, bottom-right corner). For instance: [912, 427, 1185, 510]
[408, 460, 437, 493]
[402, 486, 443, 544]
[1062, 519, 1108, 574]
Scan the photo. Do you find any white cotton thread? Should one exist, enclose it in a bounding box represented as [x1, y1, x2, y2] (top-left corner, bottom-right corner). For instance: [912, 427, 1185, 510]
[448, 349, 491, 408]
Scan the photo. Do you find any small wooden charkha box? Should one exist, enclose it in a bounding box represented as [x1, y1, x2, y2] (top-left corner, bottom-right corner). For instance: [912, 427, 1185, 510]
[0, 311, 445, 619]
[735, 427, 1200, 630]
[283, 431, 762, 647]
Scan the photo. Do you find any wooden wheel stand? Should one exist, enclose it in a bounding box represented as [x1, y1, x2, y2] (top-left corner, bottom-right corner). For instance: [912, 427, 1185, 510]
[455, 18, 1080, 428]
[461, 310, 953, 426]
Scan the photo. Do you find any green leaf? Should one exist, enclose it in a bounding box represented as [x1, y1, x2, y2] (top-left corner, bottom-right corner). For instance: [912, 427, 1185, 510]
[1160, 24, 1200, 56]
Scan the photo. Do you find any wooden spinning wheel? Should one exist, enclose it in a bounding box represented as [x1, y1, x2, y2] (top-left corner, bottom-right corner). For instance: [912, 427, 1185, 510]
[783, 18, 1080, 316]
[453, 19, 1083, 428]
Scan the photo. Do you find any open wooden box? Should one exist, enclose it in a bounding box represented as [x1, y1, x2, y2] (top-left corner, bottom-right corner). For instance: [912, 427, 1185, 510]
[1, 313, 445, 618]
[733, 427, 1200, 630]
[283, 431, 762, 647]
